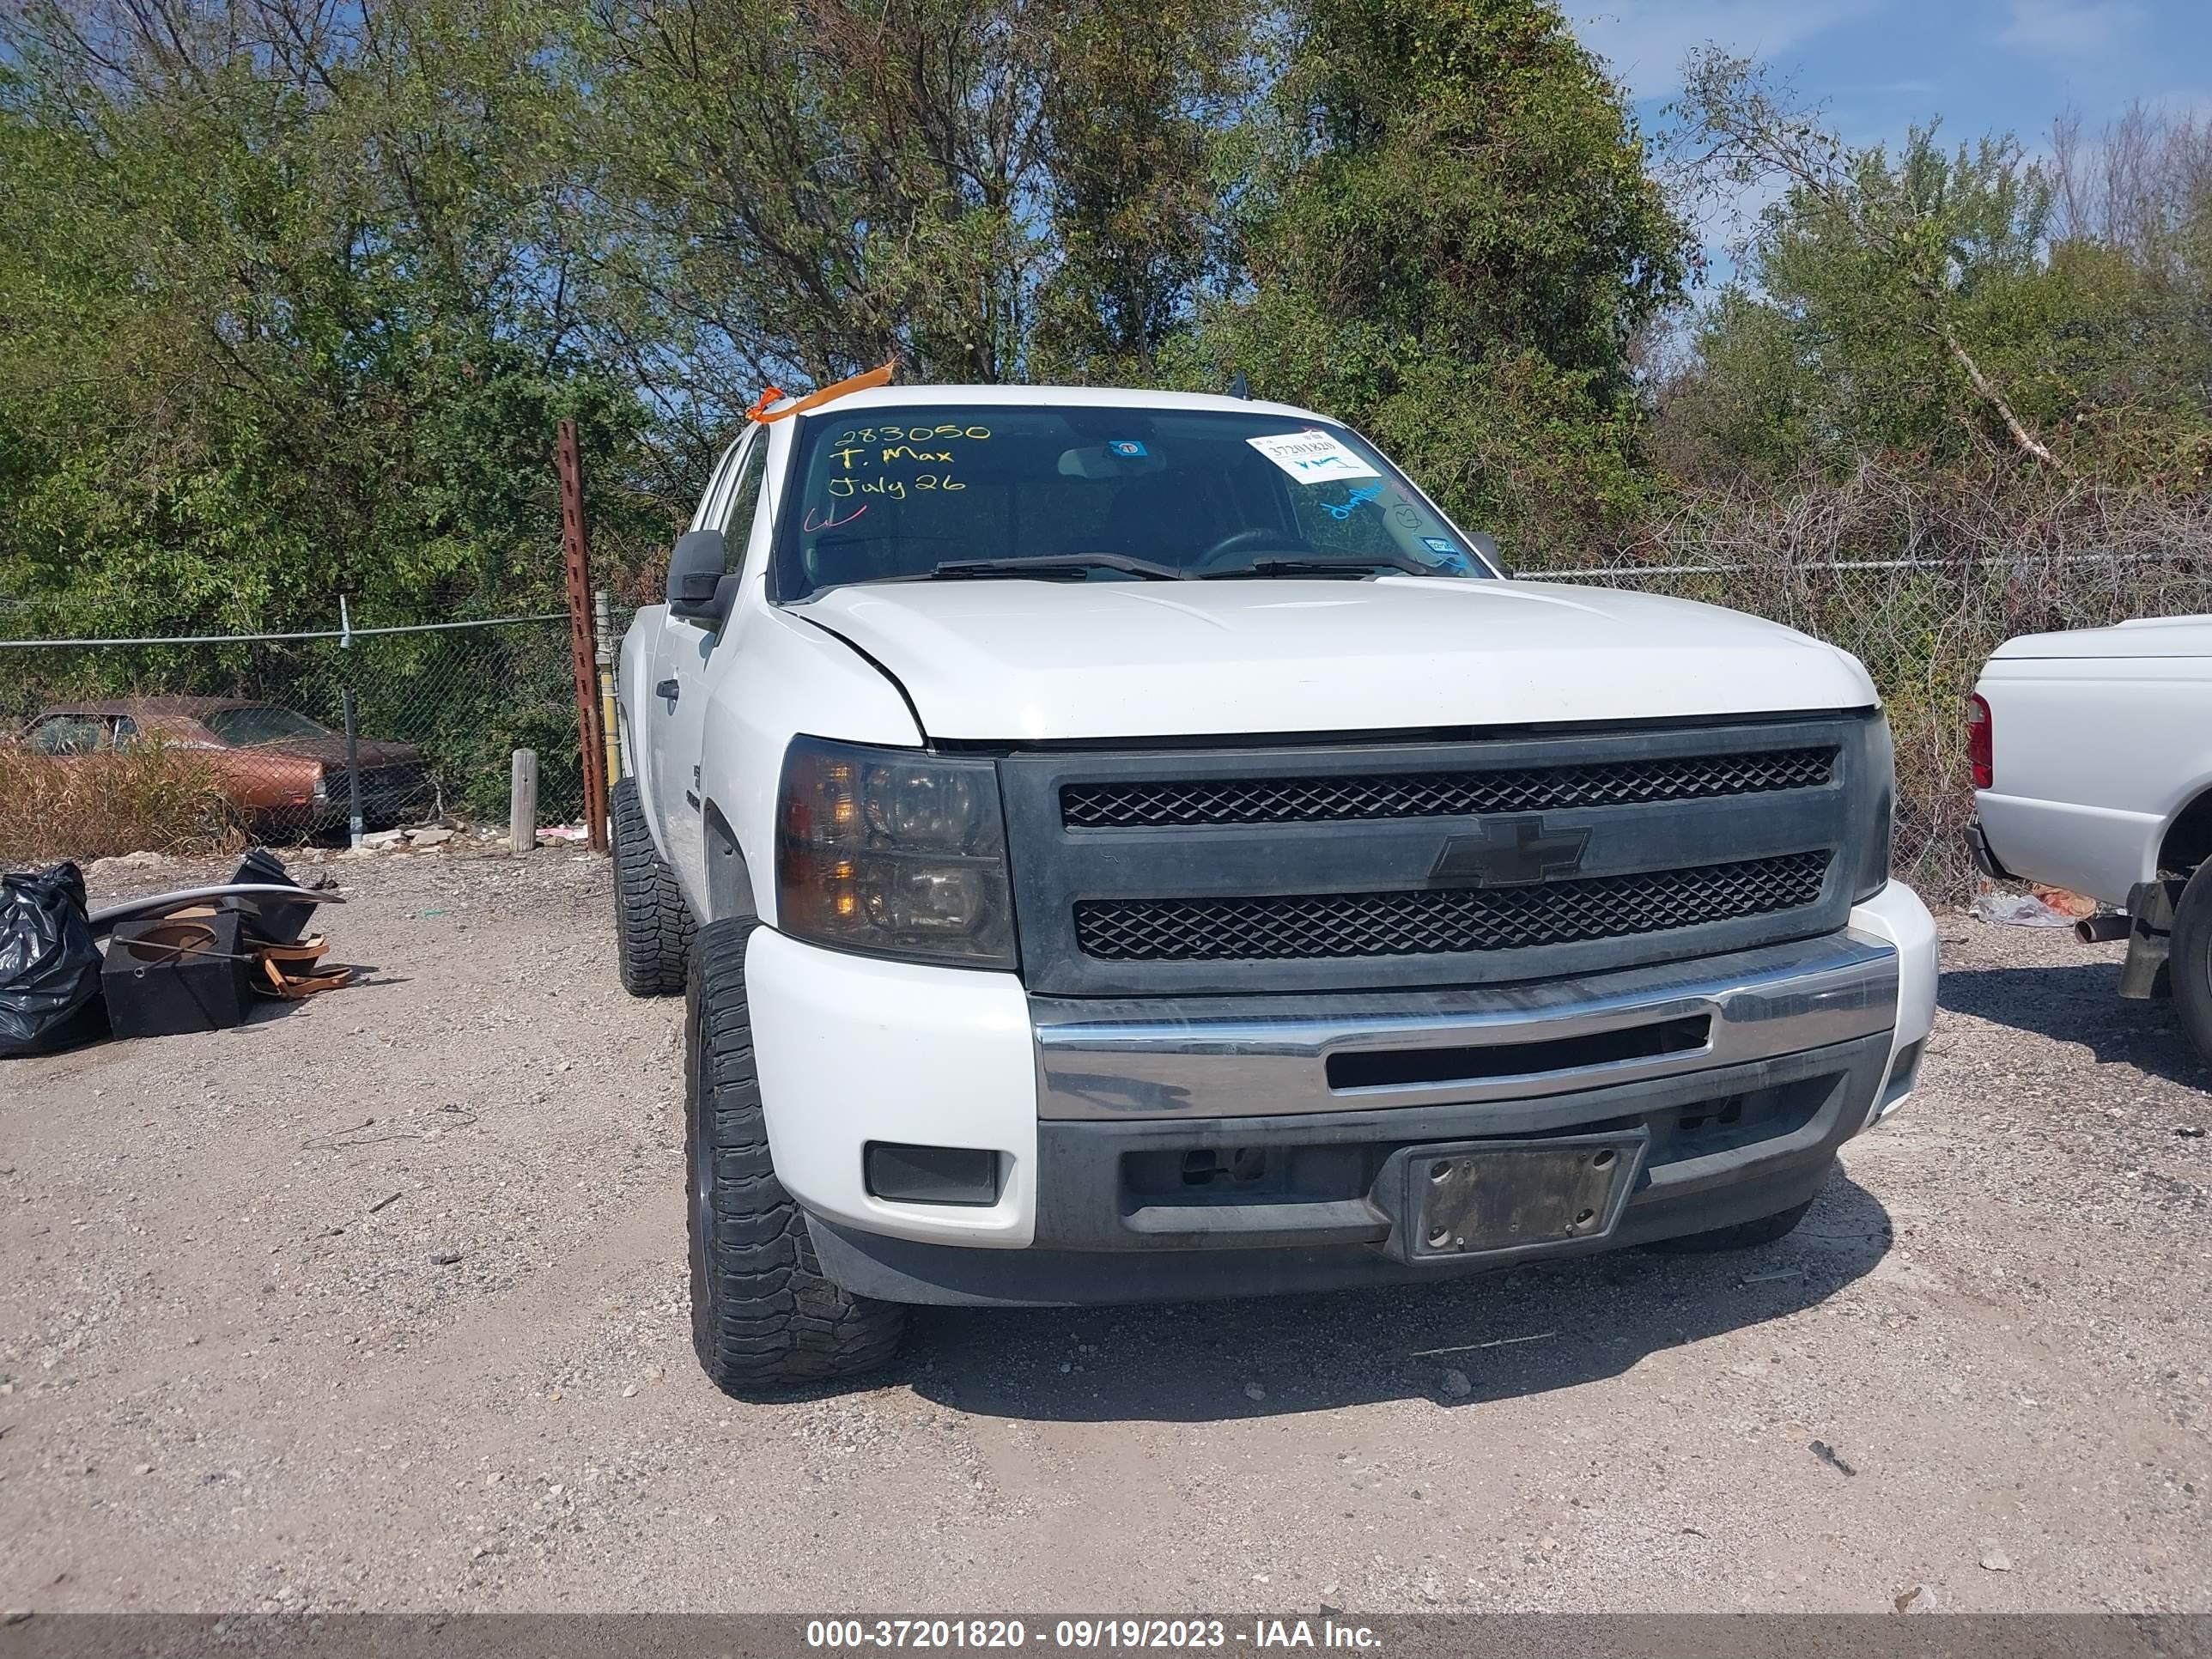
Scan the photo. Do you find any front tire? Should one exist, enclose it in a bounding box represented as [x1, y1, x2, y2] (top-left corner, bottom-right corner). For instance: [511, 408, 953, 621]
[687, 917, 908, 1394]
[611, 775, 694, 997]
[2171, 862, 2212, 1069]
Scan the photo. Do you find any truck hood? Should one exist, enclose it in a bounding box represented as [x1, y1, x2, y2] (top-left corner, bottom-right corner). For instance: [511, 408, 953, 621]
[798, 578, 1875, 742]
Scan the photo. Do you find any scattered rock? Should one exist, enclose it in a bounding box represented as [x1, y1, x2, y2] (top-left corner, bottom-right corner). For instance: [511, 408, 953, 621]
[92, 850, 172, 874]
[430, 1249, 464, 1267]
[1243, 1382, 1267, 1401]
[132, 1462, 153, 1475]
[409, 827, 456, 848]
[2177, 1127, 2207, 1139]
[1979, 1542, 2014, 1572]
[1438, 1367, 1473, 1400]
[1893, 1585, 1923, 1613]
[359, 830, 406, 851]
[1809, 1439, 1856, 1477]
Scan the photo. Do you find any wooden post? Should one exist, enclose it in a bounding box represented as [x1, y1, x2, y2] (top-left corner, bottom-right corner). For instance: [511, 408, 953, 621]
[556, 420, 611, 854]
[509, 749, 538, 856]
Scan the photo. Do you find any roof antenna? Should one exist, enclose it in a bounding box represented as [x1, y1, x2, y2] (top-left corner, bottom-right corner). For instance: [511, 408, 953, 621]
[1229, 370, 1250, 400]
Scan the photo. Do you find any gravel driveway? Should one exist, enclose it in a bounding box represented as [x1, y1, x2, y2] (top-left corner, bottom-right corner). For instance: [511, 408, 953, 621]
[3, 851, 2207, 1614]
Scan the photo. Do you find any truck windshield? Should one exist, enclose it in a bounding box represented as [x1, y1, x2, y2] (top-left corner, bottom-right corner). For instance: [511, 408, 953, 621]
[774, 404, 1496, 599]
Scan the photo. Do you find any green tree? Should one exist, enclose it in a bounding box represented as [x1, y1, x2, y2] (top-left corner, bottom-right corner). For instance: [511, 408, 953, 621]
[1668, 53, 2079, 479]
[0, 0, 659, 635]
[578, 0, 1253, 429]
[1171, 0, 1692, 563]
[1663, 56, 2212, 491]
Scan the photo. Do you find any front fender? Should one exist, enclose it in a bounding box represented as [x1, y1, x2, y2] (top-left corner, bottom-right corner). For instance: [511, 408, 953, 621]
[695, 605, 922, 932]
[618, 605, 676, 865]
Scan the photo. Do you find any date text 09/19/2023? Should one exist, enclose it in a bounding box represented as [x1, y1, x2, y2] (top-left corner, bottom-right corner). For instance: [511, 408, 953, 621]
[805, 1619, 1383, 1650]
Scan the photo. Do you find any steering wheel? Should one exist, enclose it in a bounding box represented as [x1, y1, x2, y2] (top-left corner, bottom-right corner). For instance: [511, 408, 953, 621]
[1191, 526, 1310, 571]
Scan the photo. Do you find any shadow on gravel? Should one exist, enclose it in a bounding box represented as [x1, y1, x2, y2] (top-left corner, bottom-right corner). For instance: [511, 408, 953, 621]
[896, 1170, 1890, 1424]
[1942, 963, 2208, 1090]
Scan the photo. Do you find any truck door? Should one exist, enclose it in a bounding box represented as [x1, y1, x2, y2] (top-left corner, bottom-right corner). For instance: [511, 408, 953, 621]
[651, 426, 769, 894]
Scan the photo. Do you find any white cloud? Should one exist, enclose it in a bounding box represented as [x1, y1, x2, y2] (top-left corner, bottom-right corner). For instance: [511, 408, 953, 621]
[1997, 0, 2148, 58]
[1570, 2, 1887, 101]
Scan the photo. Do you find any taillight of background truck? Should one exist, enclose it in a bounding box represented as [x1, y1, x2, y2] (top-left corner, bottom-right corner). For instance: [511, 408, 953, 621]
[1967, 693, 1993, 789]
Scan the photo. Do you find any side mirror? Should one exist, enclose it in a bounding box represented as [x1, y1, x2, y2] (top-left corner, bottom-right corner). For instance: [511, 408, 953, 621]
[1467, 532, 1507, 576]
[666, 530, 728, 622]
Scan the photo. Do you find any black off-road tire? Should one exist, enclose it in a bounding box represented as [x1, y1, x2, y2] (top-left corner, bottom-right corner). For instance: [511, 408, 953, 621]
[611, 775, 694, 997]
[687, 917, 908, 1394]
[2172, 862, 2212, 1071]
[1644, 1193, 1819, 1255]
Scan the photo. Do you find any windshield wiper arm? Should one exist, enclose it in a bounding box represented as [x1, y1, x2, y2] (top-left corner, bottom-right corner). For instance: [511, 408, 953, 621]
[1200, 553, 1441, 580]
[917, 554, 1189, 582]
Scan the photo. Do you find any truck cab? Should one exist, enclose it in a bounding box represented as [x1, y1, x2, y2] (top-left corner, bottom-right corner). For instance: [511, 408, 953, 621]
[614, 383, 1938, 1393]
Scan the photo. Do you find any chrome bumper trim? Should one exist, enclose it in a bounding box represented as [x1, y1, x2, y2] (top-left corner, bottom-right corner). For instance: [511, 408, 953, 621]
[1030, 928, 1899, 1121]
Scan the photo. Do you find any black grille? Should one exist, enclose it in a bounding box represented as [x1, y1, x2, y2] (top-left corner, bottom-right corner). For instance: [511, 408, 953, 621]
[1060, 747, 1837, 829]
[1073, 851, 1832, 963]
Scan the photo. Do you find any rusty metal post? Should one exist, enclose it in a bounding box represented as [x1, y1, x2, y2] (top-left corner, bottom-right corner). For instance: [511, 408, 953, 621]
[556, 419, 611, 854]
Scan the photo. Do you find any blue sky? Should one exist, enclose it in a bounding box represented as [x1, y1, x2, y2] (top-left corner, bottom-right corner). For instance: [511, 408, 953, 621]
[1571, 0, 2212, 261]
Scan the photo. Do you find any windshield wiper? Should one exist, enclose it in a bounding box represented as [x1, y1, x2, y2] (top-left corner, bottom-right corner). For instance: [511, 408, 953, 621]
[1200, 553, 1443, 580]
[915, 553, 1190, 583]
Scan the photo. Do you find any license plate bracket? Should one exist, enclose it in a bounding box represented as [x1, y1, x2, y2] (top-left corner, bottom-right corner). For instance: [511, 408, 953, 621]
[1401, 1132, 1647, 1259]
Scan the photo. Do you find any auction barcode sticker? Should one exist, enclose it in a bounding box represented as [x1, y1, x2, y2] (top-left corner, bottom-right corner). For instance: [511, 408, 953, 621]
[1245, 429, 1379, 483]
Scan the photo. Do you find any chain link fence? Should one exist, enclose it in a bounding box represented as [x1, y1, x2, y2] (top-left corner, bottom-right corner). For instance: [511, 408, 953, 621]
[0, 608, 597, 865]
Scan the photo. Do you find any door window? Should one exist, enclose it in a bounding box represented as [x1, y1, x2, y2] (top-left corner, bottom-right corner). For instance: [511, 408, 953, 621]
[716, 428, 771, 550]
[689, 439, 746, 533]
[29, 716, 103, 754]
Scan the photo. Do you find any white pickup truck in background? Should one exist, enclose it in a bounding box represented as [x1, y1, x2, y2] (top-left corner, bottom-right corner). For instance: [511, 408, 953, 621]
[1969, 616, 2212, 1067]
[615, 380, 1937, 1394]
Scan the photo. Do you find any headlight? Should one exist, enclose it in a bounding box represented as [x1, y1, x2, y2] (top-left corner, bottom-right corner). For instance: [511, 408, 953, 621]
[775, 736, 1016, 968]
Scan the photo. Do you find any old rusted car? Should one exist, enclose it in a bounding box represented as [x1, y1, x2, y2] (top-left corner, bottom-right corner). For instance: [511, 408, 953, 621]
[20, 697, 437, 835]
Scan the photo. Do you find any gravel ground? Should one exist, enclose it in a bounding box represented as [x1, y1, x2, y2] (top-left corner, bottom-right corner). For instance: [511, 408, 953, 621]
[2, 850, 2208, 1615]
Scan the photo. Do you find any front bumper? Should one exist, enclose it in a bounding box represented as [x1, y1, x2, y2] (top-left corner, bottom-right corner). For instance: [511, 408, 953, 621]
[744, 881, 1937, 1304]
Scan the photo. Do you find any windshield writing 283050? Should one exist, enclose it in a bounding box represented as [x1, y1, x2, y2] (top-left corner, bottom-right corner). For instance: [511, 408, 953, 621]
[821, 423, 990, 507]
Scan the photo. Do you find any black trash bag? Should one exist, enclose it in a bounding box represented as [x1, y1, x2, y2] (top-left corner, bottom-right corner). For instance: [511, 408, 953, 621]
[1, 862, 108, 1056]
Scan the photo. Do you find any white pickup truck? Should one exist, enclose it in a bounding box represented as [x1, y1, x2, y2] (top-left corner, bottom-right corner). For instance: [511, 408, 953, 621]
[1968, 617, 2212, 1066]
[614, 382, 1936, 1393]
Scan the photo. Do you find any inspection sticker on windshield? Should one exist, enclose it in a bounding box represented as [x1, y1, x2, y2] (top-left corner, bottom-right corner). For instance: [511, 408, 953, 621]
[1246, 429, 1378, 483]
[1107, 440, 1147, 458]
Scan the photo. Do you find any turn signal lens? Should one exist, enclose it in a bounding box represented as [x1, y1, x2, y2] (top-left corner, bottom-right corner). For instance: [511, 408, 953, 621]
[775, 736, 1016, 967]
